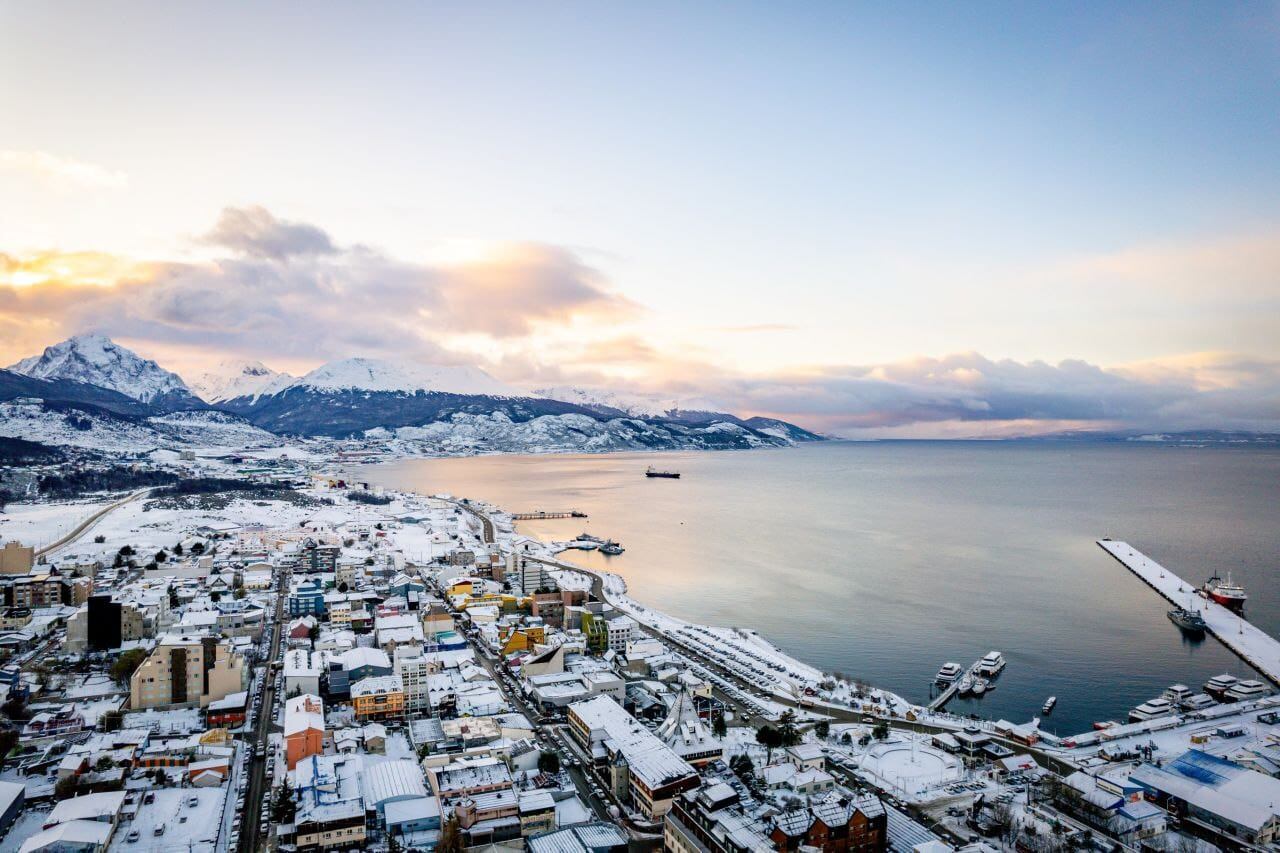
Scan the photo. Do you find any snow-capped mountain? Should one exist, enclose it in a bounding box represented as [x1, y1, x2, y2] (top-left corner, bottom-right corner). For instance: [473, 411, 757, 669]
[292, 357, 517, 397]
[191, 359, 295, 403]
[9, 334, 204, 409]
[531, 385, 682, 418]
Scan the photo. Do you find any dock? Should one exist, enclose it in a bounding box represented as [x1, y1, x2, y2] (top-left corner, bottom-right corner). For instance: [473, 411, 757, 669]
[511, 510, 587, 520]
[928, 658, 983, 711]
[1099, 539, 1280, 687]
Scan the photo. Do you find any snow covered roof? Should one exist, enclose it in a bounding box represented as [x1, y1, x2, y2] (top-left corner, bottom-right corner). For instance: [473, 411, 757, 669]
[45, 789, 127, 826]
[19, 819, 113, 853]
[568, 695, 697, 790]
[384, 795, 441, 827]
[284, 694, 325, 736]
[362, 759, 429, 808]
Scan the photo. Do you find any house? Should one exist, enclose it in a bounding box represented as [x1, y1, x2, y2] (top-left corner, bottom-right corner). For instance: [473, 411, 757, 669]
[285, 694, 326, 770]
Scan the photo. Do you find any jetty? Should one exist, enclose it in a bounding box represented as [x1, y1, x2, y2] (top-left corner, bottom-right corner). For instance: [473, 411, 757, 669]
[928, 659, 980, 711]
[1099, 539, 1280, 687]
[511, 510, 587, 520]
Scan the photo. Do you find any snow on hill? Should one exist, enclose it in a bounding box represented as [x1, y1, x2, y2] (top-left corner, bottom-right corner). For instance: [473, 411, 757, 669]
[0, 399, 281, 453]
[530, 385, 682, 418]
[292, 357, 518, 397]
[9, 334, 201, 407]
[191, 359, 295, 403]
[368, 411, 800, 454]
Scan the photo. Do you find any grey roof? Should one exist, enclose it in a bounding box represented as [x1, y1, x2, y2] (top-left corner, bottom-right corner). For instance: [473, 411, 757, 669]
[526, 821, 629, 853]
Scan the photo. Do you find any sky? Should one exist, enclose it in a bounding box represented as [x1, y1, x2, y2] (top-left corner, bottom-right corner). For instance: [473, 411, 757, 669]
[1, 2, 1278, 437]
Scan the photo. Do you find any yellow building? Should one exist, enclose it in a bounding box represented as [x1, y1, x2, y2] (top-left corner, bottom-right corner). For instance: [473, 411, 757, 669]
[0, 541, 34, 575]
[500, 625, 547, 655]
[130, 634, 247, 709]
[351, 674, 405, 721]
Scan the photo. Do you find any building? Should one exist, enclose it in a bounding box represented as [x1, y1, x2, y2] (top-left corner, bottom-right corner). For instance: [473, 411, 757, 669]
[527, 822, 629, 852]
[567, 695, 700, 819]
[285, 694, 326, 770]
[1130, 749, 1280, 846]
[655, 686, 724, 767]
[0, 541, 34, 575]
[606, 615, 637, 650]
[129, 633, 247, 709]
[351, 674, 405, 721]
[0, 779, 24, 837]
[284, 649, 322, 696]
[288, 578, 328, 617]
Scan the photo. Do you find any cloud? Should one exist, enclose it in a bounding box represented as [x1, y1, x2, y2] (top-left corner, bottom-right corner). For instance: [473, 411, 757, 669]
[0, 205, 636, 368]
[0, 149, 128, 190]
[203, 205, 336, 260]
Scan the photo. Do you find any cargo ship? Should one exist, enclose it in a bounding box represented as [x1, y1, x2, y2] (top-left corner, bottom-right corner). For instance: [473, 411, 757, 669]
[645, 467, 681, 479]
[1203, 572, 1247, 611]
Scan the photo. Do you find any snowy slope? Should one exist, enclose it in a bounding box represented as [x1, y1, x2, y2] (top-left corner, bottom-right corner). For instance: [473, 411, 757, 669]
[9, 334, 202, 407]
[191, 359, 295, 402]
[369, 411, 799, 454]
[0, 399, 281, 453]
[291, 357, 517, 396]
[530, 385, 682, 418]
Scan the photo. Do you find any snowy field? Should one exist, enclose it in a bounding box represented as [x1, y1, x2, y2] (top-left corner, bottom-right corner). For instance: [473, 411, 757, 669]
[0, 498, 115, 552]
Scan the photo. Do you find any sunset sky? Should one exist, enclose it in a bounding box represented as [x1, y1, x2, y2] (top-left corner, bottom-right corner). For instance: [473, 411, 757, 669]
[2, 2, 1278, 436]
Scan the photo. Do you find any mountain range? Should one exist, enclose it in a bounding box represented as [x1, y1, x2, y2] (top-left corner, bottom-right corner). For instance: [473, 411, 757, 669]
[1, 335, 822, 454]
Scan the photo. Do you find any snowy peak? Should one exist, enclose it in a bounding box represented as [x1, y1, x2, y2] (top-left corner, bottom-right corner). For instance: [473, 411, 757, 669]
[192, 359, 295, 403]
[293, 357, 518, 397]
[9, 334, 198, 406]
[532, 385, 680, 418]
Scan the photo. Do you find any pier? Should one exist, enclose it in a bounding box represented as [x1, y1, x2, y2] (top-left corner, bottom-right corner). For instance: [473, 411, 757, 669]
[927, 658, 985, 711]
[1099, 539, 1280, 687]
[511, 510, 587, 520]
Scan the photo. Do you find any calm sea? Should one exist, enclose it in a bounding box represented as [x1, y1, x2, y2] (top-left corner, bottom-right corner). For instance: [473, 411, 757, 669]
[355, 441, 1280, 735]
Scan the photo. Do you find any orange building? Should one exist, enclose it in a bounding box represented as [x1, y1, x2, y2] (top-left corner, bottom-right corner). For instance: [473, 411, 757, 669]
[351, 675, 405, 722]
[284, 694, 325, 770]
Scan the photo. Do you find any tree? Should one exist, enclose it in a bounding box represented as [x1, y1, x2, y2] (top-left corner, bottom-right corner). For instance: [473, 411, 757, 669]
[234, 587, 245, 599]
[729, 753, 755, 780]
[417, 743, 431, 761]
[190, 541, 205, 555]
[338, 581, 349, 593]
[537, 750, 560, 773]
[778, 710, 802, 747]
[54, 775, 79, 800]
[93, 534, 105, 544]
[272, 777, 297, 823]
[94, 755, 115, 771]
[111, 648, 148, 685]
[712, 714, 727, 738]
[173, 543, 184, 556]
[872, 721, 890, 740]
[155, 550, 167, 564]
[437, 814, 464, 853]
[813, 720, 830, 739]
[0, 728, 18, 766]
[118, 545, 134, 557]
[756, 724, 783, 763]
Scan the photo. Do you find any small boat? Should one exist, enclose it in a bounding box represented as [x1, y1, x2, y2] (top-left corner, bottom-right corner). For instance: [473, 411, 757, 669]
[1204, 673, 1238, 700]
[957, 674, 974, 695]
[936, 662, 962, 684]
[976, 651, 1006, 677]
[1225, 679, 1271, 702]
[1203, 572, 1247, 611]
[599, 540, 624, 555]
[565, 540, 598, 551]
[1168, 607, 1207, 634]
[576, 533, 604, 543]
[1042, 696, 1057, 714]
[1093, 720, 1118, 731]
[1129, 697, 1175, 722]
[971, 678, 988, 696]
[645, 467, 681, 479]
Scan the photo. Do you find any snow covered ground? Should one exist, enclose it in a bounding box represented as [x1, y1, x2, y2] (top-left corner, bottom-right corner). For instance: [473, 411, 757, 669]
[0, 498, 116, 552]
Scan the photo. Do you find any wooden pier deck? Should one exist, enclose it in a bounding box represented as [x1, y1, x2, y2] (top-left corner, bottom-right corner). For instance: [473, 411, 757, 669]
[1098, 539, 1280, 687]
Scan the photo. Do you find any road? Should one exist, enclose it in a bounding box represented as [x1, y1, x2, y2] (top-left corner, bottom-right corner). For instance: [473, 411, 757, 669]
[35, 487, 152, 557]
[238, 564, 288, 853]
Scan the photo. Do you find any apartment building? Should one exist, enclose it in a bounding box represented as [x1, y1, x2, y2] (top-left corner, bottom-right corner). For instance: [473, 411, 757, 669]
[129, 634, 247, 709]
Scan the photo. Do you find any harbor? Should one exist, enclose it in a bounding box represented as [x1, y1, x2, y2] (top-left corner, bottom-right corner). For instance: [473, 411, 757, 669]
[1098, 538, 1280, 687]
[511, 509, 587, 520]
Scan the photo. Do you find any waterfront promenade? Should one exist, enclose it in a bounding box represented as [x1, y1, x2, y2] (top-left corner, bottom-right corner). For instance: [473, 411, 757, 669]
[1099, 539, 1280, 686]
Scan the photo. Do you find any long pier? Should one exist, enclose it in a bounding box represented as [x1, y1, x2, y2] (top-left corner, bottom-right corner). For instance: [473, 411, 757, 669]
[927, 658, 986, 711]
[511, 510, 586, 520]
[1099, 539, 1280, 687]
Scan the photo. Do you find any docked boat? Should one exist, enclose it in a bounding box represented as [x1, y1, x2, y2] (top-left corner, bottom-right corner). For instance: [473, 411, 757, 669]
[936, 662, 963, 684]
[1129, 697, 1175, 722]
[976, 651, 1006, 677]
[971, 678, 989, 696]
[599, 540, 624, 555]
[645, 467, 681, 479]
[1093, 720, 1118, 731]
[1204, 673, 1238, 700]
[1042, 696, 1057, 714]
[576, 533, 604, 543]
[956, 674, 975, 696]
[1203, 572, 1247, 611]
[565, 538, 599, 550]
[1181, 693, 1216, 711]
[1167, 607, 1207, 634]
[1162, 684, 1194, 705]
[1225, 679, 1271, 702]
